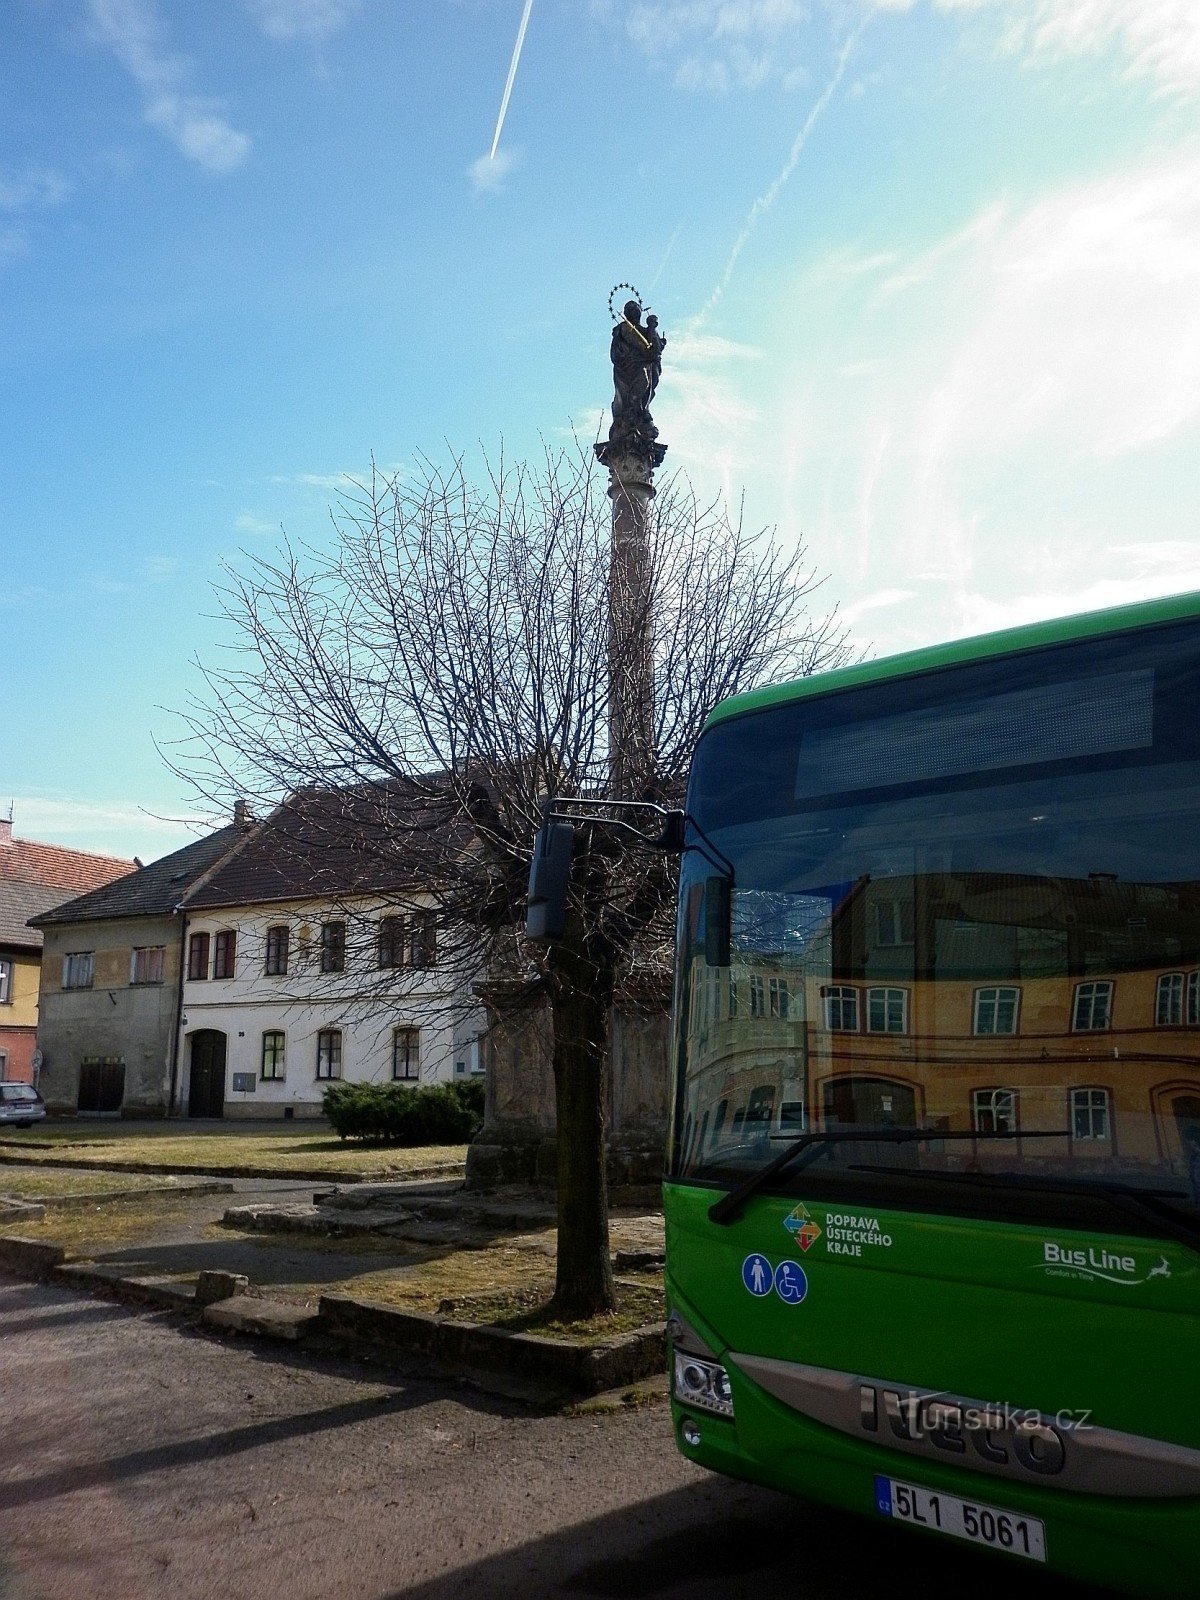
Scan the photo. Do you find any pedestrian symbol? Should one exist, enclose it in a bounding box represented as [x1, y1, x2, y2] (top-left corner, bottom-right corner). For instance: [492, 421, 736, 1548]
[774, 1259, 808, 1305]
[741, 1253, 773, 1297]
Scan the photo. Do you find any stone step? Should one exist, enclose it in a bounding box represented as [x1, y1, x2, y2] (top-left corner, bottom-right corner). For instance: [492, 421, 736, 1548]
[201, 1294, 319, 1342]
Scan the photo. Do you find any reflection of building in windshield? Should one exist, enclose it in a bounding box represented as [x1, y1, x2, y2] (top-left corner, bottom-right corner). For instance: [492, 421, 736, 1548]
[679, 871, 1200, 1186]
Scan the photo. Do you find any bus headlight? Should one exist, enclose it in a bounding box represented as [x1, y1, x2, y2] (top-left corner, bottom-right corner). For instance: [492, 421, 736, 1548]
[673, 1351, 735, 1418]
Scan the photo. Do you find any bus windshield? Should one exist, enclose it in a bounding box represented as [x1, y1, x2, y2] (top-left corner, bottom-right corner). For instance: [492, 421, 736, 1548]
[672, 618, 1200, 1229]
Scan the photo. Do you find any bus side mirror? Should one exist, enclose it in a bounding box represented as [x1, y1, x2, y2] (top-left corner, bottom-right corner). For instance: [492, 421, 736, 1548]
[526, 822, 574, 941]
[704, 875, 731, 968]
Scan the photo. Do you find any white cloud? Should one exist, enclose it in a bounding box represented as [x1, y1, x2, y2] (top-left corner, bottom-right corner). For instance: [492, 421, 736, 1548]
[244, 0, 361, 42]
[235, 512, 279, 535]
[865, 0, 1200, 98]
[8, 794, 208, 859]
[469, 147, 521, 194]
[610, 0, 1200, 97]
[0, 167, 73, 212]
[86, 0, 250, 172]
[786, 151, 1200, 655]
[657, 331, 764, 507]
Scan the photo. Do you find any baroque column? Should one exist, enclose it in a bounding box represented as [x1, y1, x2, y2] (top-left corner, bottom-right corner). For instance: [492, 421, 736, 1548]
[595, 291, 667, 797]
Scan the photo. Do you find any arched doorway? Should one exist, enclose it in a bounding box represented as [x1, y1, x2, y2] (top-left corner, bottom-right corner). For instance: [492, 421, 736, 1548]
[188, 1031, 227, 1118]
[823, 1075, 918, 1128]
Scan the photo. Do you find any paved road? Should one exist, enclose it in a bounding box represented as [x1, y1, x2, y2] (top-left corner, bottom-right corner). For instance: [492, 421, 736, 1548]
[0, 1277, 1104, 1600]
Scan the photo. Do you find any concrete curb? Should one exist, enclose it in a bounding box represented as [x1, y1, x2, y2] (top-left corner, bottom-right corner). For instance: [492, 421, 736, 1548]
[317, 1293, 666, 1397]
[0, 1233, 667, 1401]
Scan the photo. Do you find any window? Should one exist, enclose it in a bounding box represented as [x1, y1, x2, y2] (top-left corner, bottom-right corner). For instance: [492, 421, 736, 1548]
[62, 951, 94, 990]
[261, 1031, 285, 1080]
[872, 899, 914, 947]
[130, 945, 165, 985]
[1071, 1087, 1111, 1141]
[867, 986, 908, 1034]
[264, 925, 289, 977]
[378, 916, 405, 970]
[823, 985, 858, 1031]
[0, 959, 11, 1005]
[749, 973, 765, 1017]
[1073, 980, 1113, 1031]
[187, 932, 210, 981]
[974, 986, 1020, 1036]
[392, 1026, 420, 1081]
[768, 977, 789, 1019]
[316, 1029, 342, 1080]
[972, 1087, 1018, 1135]
[213, 930, 237, 979]
[320, 920, 346, 974]
[409, 909, 437, 969]
[1157, 971, 1200, 1027]
[0, 1054, 8, 1081]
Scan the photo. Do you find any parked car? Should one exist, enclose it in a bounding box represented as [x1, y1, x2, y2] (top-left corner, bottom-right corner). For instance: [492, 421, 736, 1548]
[0, 1083, 46, 1127]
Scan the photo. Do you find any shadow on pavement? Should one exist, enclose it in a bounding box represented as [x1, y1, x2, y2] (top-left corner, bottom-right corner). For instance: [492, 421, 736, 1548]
[384, 1479, 1109, 1600]
[0, 1388, 436, 1513]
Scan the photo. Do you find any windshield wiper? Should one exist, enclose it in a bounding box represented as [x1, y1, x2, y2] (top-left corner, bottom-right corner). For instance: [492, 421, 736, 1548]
[707, 1126, 1070, 1225]
[843, 1164, 1200, 1254]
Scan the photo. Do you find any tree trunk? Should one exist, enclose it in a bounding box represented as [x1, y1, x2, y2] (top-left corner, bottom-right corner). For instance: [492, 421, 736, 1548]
[549, 956, 616, 1319]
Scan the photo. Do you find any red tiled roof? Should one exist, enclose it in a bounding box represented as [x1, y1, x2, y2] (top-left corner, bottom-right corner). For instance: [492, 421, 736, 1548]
[0, 836, 137, 895]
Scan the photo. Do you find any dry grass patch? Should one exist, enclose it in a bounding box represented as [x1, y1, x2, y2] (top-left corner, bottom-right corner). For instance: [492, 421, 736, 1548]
[0, 1170, 180, 1200]
[438, 1280, 665, 1342]
[0, 1129, 468, 1178]
[12, 1195, 218, 1256]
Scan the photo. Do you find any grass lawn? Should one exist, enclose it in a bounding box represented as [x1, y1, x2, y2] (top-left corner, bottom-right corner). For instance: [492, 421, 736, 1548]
[0, 1124, 469, 1179]
[0, 1169, 190, 1200]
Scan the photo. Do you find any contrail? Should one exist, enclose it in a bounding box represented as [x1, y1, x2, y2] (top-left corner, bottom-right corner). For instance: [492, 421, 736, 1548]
[696, 20, 868, 325]
[490, 0, 535, 160]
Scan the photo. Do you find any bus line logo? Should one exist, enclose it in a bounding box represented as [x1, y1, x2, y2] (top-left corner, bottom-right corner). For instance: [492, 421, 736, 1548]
[1039, 1242, 1172, 1286]
[784, 1204, 822, 1253]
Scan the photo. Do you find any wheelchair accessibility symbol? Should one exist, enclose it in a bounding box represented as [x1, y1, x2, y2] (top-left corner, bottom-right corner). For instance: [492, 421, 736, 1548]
[774, 1259, 808, 1305]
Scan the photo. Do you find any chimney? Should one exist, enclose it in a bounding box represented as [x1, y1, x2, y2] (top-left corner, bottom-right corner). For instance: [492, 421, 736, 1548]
[233, 800, 252, 828]
[0, 808, 12, 847]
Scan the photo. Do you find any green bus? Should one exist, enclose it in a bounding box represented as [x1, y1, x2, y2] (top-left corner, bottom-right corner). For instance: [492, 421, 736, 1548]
[666, 590, 1200, 1595]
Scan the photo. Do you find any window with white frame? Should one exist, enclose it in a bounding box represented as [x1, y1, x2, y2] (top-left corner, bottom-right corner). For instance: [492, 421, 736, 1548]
[867, 986, 908, 1034]
[316, 1028, 342, 1080]
[973, 986, 1020, 1036]
[1157, 971, 1200, 1027]
[130, 945, 165, 985]
[1070, 1086, 1111, 1141]
[0, 959, 11, 1005]
[972, 1086, 1018, 1135]
[823, 985, 858, 1031]
[1072, 980, 1113, 1031]
[62, 951, 94, 990]
[392, 1026, 420, 1081]
[261, 1030, 285, 1080]
[768, 977, 789, 1019]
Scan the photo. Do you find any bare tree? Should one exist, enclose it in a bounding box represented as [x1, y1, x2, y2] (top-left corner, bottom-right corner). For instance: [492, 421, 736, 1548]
[175, 444, 846, 1319]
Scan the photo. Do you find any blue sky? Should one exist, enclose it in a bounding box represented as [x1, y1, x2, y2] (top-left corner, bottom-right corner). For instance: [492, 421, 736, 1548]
[3, 0, 1199, 860]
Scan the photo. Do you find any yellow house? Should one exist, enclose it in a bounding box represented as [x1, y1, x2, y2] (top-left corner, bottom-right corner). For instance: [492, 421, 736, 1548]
[0, 818, 135, 1084]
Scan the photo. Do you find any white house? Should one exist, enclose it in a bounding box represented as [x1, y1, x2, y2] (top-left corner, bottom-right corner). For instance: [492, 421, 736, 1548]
[176, 790, 485, 1119]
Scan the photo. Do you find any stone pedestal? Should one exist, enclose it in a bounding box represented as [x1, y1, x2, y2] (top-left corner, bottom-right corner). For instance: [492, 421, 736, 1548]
[465, 976, 670, 1200]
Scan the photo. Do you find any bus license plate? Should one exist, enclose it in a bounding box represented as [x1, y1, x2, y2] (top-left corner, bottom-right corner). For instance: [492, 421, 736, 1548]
[875, 1476, 1046, 1563]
